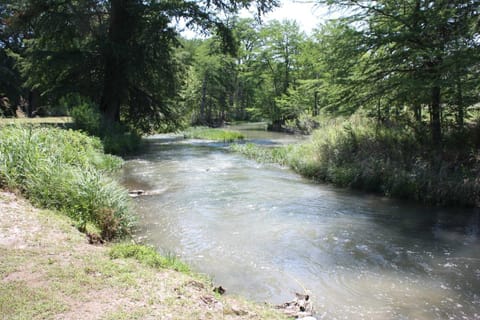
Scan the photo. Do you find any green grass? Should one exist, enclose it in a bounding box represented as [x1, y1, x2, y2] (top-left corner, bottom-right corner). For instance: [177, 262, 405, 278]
[0, 125, 134, 238]
[183, 127, 244, 142]
[0, 179, 290, 320]
[109, 243, 191, 274]
[232, 116, 480, 207]
[0, 283, 68, 319]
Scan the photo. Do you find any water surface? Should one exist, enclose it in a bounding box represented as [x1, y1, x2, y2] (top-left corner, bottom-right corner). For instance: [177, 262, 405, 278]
[123, 126, 480, 319]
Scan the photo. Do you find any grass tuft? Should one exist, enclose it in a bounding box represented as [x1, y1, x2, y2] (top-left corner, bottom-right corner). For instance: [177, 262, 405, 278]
[0, 125, 134, 237]
[183, 127, 244, 142]
[110, 243, 190, 273]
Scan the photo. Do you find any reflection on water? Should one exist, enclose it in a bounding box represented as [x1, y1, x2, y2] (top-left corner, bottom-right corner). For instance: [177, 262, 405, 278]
[123, 129, 480, 320]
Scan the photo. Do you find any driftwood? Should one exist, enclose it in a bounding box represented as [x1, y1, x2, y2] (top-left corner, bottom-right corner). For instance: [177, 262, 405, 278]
[276, 292, 315, 318]
[128, 189, 165, 198]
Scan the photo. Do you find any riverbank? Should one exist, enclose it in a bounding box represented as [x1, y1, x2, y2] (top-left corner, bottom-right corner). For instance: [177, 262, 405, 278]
[0, 190, 287, 319]
[232, 116, 480, 207]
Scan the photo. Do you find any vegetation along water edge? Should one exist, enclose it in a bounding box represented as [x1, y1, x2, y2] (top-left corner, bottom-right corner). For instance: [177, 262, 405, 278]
[232, 115, 480, 208]
[0, 124, 291, 319]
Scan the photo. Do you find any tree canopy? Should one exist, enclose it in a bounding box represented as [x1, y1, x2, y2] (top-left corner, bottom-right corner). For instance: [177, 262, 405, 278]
[2, 0, 278, 132]
[1, 0, 479, 145]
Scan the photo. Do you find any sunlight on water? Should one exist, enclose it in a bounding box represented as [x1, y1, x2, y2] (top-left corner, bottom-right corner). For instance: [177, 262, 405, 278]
[123, 129, 480, 319]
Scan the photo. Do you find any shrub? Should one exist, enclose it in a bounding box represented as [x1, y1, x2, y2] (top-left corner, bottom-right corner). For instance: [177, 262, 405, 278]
[70, 98, 101, 136]
[70, 97, 142, 155]
[0, 125, 134, 237]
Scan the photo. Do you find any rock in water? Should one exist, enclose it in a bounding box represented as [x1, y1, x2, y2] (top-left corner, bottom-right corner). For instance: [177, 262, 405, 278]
[128, 190, 144, 197]
[276, 292, 314, 318]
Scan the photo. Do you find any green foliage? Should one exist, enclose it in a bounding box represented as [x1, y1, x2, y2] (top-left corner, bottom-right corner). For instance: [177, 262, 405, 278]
[101, 125, 143, 156]
[70, 97, 101, 136]
[69, 96, 143, 155]
[183, 127, 244, 142]
[110, 243, 190, 273]
[6, 0, 278, 132]
[0, 125, 134, 237]
[232, 116, 480, 206]
[230, 143, 291, 165]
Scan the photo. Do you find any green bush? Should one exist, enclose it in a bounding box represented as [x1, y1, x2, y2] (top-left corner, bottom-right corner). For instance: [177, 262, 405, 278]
[70, 98, 101, 136]
[69, 97, 142, 155]
[101, 123, 143, 155]
[0, 125, 133, 237]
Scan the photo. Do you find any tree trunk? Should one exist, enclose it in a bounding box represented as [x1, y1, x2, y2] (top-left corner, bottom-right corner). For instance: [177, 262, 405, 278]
[430, 86, 442, 146]
[200, 76, 207, 124]
[456, 79, 464, 128]
[27, 90, 40, 117]
[413, 103, 421, 123]
[100, 0, 135, 125]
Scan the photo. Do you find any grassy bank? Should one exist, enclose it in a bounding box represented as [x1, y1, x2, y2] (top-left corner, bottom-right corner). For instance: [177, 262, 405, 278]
[0, 125, 133, 239]
[183, 127, 245, 142]
[0, 191, 287, 319]
[232, 116, 480, 207]
[0, 116, 72, 126]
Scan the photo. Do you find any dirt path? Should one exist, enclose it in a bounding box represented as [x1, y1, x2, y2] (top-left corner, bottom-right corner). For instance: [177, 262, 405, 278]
[0, 191, 287, 319]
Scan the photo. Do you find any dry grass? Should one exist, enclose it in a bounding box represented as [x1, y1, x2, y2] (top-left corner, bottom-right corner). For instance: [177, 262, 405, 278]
[0, 191, 287, 320]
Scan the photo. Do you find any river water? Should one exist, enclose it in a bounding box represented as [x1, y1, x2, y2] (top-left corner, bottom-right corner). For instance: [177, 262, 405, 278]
[122, 125, 480, 319]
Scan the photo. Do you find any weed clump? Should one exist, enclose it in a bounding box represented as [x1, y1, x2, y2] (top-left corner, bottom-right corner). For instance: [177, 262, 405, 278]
[0, 125, 134, 237]
[110, 243, 190, 273]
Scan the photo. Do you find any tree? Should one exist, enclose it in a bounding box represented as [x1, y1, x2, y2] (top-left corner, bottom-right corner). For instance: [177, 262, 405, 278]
[180, 37, 237, 126]
[252, 19, 305, 123]
[0, 2, 23, 116]
[318, 0, 480, 145]
[6, 0, 278, 132]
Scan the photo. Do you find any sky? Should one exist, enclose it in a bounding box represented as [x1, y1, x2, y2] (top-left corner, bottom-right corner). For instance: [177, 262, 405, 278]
[253, 0, 334, 34]
[180, 0, 340, 38]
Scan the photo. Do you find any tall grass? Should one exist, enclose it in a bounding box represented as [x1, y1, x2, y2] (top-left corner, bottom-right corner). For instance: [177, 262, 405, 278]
[0, 125, 134, 238]
[183, 127, 244, 142]
[232, 116, 480, 207]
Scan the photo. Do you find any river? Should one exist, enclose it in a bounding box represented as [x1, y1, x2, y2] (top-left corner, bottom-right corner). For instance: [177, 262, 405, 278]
[122, 124, 480, 319]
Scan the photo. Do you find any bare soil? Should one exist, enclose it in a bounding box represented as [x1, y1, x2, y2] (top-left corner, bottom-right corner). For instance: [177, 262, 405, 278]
[0, 191, 287, 320]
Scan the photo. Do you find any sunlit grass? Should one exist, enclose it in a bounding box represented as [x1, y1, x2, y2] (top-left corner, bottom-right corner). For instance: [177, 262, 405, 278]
[0, 125, 133, 238]
[232, 116, 480, 207]
[109, 243, 190, 274]
[183, 127, 244, 142]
